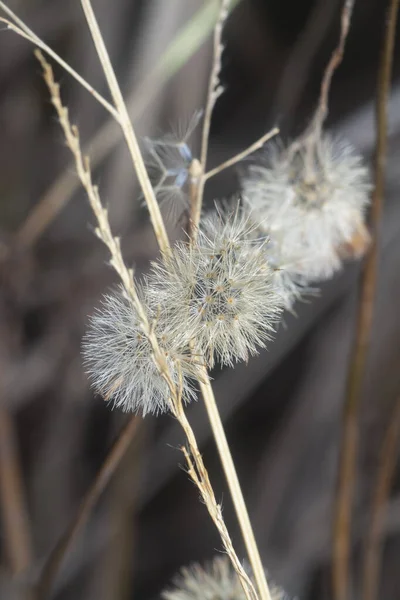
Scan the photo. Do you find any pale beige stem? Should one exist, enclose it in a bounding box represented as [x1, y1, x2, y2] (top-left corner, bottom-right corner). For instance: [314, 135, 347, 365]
[37, 52, 256, 599]
[169, 395, 258, 600]
[80, 0, 170, 256]
[199, 372, 272, 600]
[204, 127, 279, 181]
[192, 0, 231, 231]
[0, 5, 117, 119]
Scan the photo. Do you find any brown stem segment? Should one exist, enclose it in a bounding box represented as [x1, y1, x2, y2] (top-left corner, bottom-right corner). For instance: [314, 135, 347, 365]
[332, 1, 399, 599]
[35, 416, 140, 600]
[362, 396, 400, 600]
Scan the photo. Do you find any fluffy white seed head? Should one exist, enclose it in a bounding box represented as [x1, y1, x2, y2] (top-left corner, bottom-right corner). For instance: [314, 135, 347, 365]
[161, 556, 289, 600]
[242, 134, 371, 281]
[146, 206, 283, 368]
[82, 288, 197, 416]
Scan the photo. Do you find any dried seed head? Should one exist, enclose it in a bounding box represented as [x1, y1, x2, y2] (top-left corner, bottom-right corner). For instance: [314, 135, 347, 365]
[161, 556, 289, 600]
[147, 206, 283, 368]
[82, 288, 197, 416]
[242, 134, 371, 281]
[143, 113, 202, 221]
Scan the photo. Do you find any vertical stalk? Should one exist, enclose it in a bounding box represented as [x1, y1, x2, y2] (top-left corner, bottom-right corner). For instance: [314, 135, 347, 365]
[332, 1, 399, 599]
[199, 374, 272, 600]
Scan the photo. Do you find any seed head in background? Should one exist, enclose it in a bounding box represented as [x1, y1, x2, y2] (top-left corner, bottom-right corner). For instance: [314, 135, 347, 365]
[242, 134, 371, 281]
[161, 556, 289, 600]
[82, 288, 198, 416]
[146, 206, 284, 368]
[143, 112, 202, 222]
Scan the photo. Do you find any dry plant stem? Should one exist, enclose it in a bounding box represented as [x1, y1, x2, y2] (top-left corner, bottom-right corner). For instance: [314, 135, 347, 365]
[0, 5, 117, 119]
[199, 374, 272, 600]
[311, 0, 354, 138]
[289, 0, 355, 165]
[192, 0, 231, 231]
[16, 0, 241, 249]
[0, 407, 32, 575]
[332, 1, 399, 599]
[362, 396, 400, 600]
[169, 395, 258, 600]
[36, 415, 140, 600]
[79, 0, 170, 257]
[37, 52, 253, 600]
[204, 127, 279, 181]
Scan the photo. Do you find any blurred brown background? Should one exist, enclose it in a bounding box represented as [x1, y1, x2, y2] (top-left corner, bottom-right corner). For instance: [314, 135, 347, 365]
[0, 1, 400, 599]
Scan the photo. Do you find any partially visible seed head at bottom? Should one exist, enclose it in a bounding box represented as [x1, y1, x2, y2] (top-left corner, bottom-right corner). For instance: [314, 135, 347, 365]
[161, 556, 290, 600]
[82, 287, 197, 416]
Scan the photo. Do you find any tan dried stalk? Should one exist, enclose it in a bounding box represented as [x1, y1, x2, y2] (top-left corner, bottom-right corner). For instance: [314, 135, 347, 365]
[3, 2, 274, 597]
[333, 1, 399, 599]
[198, 371, 272, 600]
[79, 0, 170, 257]
[289, 0, 355, 167]
[0, 3, 117, 120]
[36, 51, 256, 600]
[16, 0, 238, 249]
[191, 0, 231, 231]
[77, 4, 274, 599]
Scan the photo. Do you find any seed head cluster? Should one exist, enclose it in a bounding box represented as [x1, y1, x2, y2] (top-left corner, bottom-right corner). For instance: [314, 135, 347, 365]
[242, 134, 371, 281]
[84, 131, 370, 415]
[161, 556, 289, 600]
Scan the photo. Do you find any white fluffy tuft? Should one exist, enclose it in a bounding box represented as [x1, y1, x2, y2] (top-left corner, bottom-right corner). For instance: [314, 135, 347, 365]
[147, 206, 284, 368]
[242, 134, 371, 281]
[82, 288, 197, 416]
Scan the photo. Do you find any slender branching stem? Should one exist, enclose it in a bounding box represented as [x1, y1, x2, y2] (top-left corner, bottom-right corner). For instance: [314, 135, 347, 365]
[289, 0, 355, 166]
[199, 372, 272, 600]
[332, 1, 399, 599]
[191, 0, 231, 231]
[36, 52, 256, 600]
[169, 393, 258, 600]
[0, 4, 117, 119]
[16, 0, 231, 250]
[311, 0, 355, 138]
[35, 416, 140, 600]
[362, 395, 400, 600]
[79, 0, 171, 257]
[204, 127, 279, 182]
[0, 407, 32, 575]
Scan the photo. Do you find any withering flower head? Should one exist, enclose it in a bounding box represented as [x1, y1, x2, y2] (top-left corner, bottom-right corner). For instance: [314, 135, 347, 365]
[82, 288, 197, 416]
[242, 134, 370, 281]
[147, 206, 283, 368]
[161, 556, 289, 600]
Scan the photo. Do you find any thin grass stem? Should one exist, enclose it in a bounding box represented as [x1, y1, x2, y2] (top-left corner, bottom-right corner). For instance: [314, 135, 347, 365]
[332, 1, 399, 599]
[79, 0, 170, 256]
